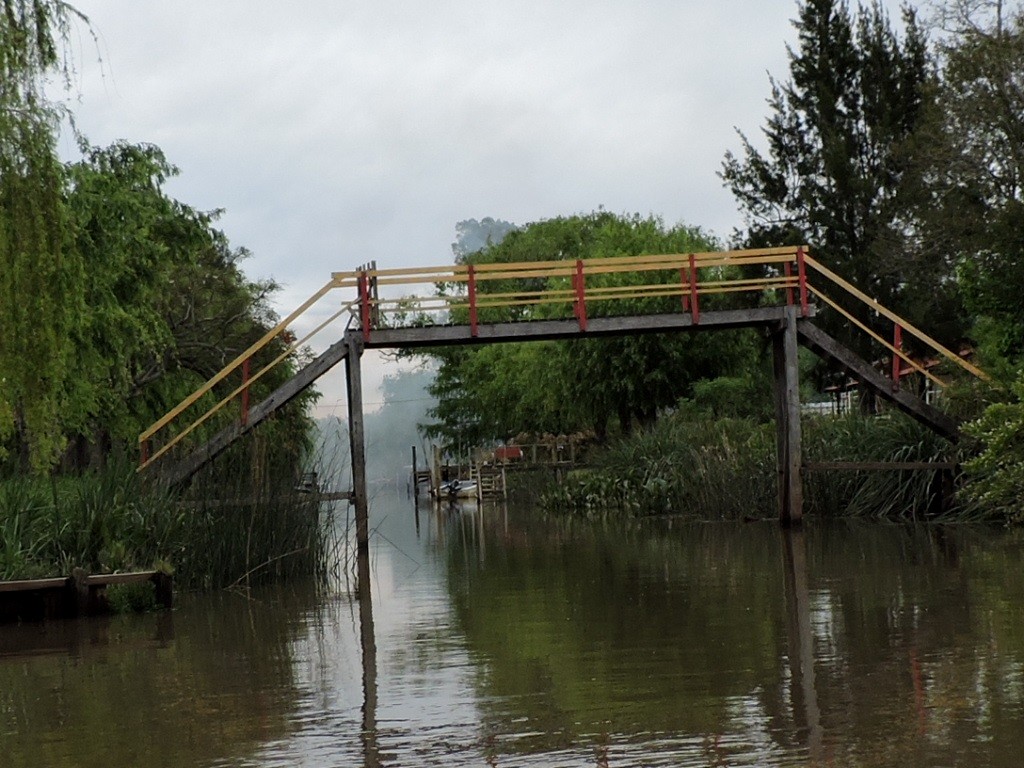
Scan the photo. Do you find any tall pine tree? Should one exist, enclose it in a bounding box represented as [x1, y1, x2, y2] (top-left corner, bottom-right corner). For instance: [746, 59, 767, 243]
[722, 1, 956, 349]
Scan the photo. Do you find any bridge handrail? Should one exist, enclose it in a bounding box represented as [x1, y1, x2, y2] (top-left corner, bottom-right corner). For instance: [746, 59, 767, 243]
[138, 244, 988, 473]
[137, 277, 357, 471]
[802, 255, 989, 382]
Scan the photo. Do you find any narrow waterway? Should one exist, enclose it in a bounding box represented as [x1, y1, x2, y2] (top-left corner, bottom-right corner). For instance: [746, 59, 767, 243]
[2, 492, 1024, 767]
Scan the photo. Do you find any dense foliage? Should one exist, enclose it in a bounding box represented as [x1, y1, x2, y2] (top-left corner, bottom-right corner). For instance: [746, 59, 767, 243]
[543, 406, 955, 521]
[0, 457, 333, 587]
[423, 212, 767, 448]
[0, 4, 313, 474]
[721, 0, 1024, 520]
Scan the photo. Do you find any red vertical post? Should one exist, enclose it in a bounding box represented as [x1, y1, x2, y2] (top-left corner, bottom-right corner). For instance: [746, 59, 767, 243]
[680, 267, 690, 312]
[688, 253, 700, 324]
[358, 271, 372, 342]
[796, 246, 809, 317]
[468, 265, 478, 337]
[892, 323, 903, 391]
[241, 357, 251, 426]
[140, 440, 150, 469]
[574, 259, 588, 331]
[784, 261, 795, 307]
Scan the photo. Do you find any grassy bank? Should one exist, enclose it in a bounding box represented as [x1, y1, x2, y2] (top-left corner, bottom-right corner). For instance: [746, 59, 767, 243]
[0, 456, 337, 589]
[542, 404, 962, 521]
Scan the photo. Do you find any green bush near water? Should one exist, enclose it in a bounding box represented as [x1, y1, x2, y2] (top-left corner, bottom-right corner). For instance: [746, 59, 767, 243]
[543, 404, 959, 521]
[0, 455, 335, 590]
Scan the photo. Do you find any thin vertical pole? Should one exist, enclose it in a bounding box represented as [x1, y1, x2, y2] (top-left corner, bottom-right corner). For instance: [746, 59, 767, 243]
[784, 261, 795, 307]
[345, 333, 370, 553]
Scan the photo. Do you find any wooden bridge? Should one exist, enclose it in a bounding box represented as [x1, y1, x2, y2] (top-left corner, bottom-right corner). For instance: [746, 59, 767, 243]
[137, 246, 987, 549]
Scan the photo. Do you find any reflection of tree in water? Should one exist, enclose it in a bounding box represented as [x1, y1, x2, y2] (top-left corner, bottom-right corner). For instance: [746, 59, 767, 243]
[0, 584, 321, 768]
[441, 511, 1024, 765]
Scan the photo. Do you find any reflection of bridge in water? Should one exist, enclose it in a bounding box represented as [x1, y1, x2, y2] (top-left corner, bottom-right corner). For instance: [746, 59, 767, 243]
[138, 245, 987, 551]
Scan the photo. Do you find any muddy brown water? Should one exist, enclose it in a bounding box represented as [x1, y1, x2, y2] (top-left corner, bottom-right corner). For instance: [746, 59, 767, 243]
[1, 494, 1023, 767]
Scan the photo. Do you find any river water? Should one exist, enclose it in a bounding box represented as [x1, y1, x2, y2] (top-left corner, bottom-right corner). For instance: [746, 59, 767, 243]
[2, 492, 1024, 767]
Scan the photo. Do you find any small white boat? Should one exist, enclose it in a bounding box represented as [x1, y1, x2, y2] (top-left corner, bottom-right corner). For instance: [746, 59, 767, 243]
[440, 479, 477, 499]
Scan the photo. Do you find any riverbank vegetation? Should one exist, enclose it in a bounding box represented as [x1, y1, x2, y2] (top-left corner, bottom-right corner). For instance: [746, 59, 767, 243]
[541, 405, 959, 521]
[421, 1, 1024, 523]
[0, 453, 335, 587]
[0, 3, 328, 586]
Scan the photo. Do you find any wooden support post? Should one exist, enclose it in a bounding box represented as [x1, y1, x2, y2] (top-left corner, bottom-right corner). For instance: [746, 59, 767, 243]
[345, 333, 370, 554]
[796, 246, 809, 318]
[688, 253, 700, 324]
[152, 571, 174, 610]
[784, 261, 795, 307]
[773, 306, 804, 526]
[573, 259, 588, 331]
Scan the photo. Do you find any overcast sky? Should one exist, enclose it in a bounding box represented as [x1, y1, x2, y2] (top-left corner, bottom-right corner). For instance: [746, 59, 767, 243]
[64, 0, 908, 416]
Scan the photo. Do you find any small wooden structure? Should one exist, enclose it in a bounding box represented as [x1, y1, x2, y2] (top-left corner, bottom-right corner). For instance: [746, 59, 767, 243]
[471, 462, 507, 501]
[0, 569, 173, 624]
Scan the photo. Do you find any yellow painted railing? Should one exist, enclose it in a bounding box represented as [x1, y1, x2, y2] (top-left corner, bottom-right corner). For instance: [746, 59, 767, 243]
[139, 245, 986, 471]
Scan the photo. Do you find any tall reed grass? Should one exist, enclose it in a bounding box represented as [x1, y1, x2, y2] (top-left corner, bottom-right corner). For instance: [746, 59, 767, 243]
[0, 448, 340, 589]
[543, 404, 959, 521]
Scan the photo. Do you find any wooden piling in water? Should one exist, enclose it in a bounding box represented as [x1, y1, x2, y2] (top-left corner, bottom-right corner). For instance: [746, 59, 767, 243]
[345, 333, 370, 554]
[773, 306, 804, 526]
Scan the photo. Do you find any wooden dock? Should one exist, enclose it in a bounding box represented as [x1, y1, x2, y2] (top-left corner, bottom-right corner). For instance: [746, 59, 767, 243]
[0, 569, 173, 624]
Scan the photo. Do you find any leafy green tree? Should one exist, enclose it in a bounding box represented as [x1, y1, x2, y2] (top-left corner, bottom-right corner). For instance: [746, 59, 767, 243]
[923, 1, 1024, 365]
[721, 1, 957, 349]
[422, 212, 763, 447]
[0, 1, 88, 470]
[60, 140, 313, 472]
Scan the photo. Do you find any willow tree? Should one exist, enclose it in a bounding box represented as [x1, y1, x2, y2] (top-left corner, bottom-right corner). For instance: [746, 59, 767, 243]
[0, 1, 88, 471]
